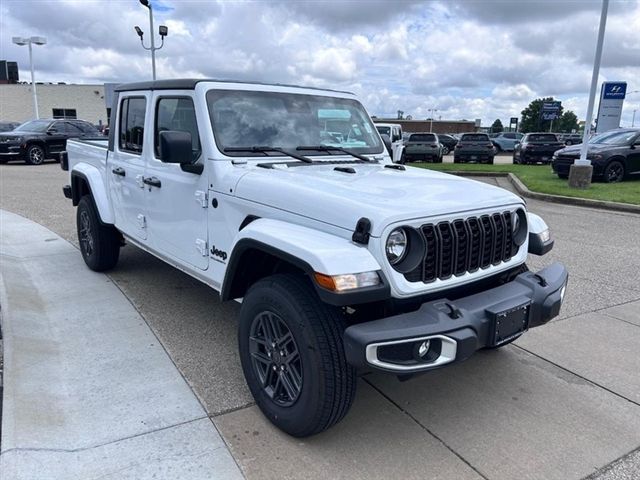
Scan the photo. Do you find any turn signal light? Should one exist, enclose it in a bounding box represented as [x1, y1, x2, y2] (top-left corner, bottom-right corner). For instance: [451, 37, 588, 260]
[314, 271, 380, 292]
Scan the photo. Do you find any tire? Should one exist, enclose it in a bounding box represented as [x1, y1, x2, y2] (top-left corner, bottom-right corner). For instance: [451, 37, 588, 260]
[513, 155, 519, 164]
[493, 143, 502, 153]
[238, 274, 356, 437]
[603, 160, 625, 183]
[453, 157, 460, 164]
[442, 146, 450, 155]
[399, 153, 406, 165]
[557, 174, 569, 179]
[486, 156, 494, 165]
[25, 144, 46, 165]
[77, 195, 121, 271]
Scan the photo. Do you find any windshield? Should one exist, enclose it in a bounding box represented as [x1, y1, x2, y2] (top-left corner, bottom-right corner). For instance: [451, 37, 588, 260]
[15, 120, 52, 133]
[376, 126, 390, 136]
[589, 130, 637, 146]
[409, 134, 436, 142]
[460, 134, 489, 142]
[207, 90, 383, 156]
[527, 134, 558, 142]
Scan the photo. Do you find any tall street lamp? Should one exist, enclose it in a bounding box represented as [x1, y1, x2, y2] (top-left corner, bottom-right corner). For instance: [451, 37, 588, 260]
[428, 108, 438, 132]
[569, 0, 609, 189]
[12, 36, 47, 119]
[135, 0, 168, 80]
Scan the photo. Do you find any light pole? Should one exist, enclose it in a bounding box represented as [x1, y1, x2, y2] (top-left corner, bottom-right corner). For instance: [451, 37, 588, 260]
[135, 0, 168, 80]
[428, 108, 438, 132]
[12, 36, 46, 119]
[569, 0, 608, 189]
[633, 109, 637, 127]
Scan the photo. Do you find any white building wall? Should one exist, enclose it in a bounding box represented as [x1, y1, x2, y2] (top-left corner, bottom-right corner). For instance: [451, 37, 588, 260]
[0, 84, 108, 124]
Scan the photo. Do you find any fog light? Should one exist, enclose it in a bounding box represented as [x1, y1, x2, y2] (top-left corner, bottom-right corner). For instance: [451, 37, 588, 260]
[416, 340, 430, 358]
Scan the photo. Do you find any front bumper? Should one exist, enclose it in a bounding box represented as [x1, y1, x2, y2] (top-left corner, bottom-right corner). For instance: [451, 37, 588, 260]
[0, 144, 24, 158]
[519, 150, 556, 163]
[343, 262, 568, 374]
[553, 157, 604, 176]
[454, 151, 494, 161]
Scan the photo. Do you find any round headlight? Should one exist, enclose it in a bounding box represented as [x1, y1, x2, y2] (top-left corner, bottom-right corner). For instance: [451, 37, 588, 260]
[512, 209, 528, 246]
[386, 228, 407, 265]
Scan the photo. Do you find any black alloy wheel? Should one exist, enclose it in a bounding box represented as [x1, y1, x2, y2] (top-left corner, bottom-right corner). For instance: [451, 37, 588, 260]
[249, 311, 303, 407]
[603, 160, 625, 183]
[238, 274, 356, 437]
[76, 196, 121, 271]
[26, 144, 45, 165]
[442, 146, 449, 155]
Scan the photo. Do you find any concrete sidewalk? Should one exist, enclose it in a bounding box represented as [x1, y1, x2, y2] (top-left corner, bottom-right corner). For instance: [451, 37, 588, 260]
[0, 210, 243, 479]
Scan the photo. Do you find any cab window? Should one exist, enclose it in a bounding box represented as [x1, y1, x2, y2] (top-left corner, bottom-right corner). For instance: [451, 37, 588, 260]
[119, 97, 147, 154]
[154, 97, 201, 161]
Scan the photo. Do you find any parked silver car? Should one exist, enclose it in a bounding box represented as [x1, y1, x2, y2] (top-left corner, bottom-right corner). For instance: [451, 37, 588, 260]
[490, 132, 524, 152]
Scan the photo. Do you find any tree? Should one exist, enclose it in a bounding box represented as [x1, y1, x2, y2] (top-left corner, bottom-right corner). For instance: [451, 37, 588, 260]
[520, 97, 564, 133]
[490, 119, 504, 133]
[556, 110, 579, 133]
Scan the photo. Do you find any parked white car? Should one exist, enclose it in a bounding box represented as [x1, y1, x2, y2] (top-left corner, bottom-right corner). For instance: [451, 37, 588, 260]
[375, 122, 404, 162]
[62, 79, 568, 437]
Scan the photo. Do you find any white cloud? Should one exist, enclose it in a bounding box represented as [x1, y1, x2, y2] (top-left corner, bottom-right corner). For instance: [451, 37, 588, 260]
[1, 0, 639, 126]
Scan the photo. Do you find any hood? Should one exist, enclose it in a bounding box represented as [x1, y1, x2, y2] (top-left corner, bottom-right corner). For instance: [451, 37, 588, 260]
[557, 143, 616, 156]
[234, 162, 523, 236]
[0, 131, 39, 137]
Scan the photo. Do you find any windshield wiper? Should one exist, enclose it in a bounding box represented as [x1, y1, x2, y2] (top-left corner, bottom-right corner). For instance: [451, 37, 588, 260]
[296, 145, 374, 162]
[223, 146, 313, 163]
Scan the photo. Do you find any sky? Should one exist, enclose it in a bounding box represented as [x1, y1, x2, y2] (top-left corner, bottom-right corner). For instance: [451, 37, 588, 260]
[1, 0, 639, 127]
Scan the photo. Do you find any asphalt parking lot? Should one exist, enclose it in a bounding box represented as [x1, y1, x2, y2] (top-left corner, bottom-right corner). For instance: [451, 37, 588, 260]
[1, 159, 639, 479]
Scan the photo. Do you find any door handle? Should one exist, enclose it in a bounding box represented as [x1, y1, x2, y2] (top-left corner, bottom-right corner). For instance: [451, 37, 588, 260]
[142, 176, 162, 188]
[111, 167, 126, 177]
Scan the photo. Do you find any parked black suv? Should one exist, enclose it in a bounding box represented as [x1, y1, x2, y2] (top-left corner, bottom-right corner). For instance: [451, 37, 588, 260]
[0, 119, 101, 165]
[552, 128, 640, 182]
[437, 134, 458, 155]
[453, 133, 495, 164]
[513, 133, 564, 165]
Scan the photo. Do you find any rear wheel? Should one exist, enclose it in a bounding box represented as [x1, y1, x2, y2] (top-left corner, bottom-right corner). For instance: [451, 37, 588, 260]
[238, 274, 356, 437]
[486, 156, 494, 165]
[442, 146, 449, 155]
[603, 160, 624, 183]
[77, 196, 121, 271]
[25, 144, 45, 165]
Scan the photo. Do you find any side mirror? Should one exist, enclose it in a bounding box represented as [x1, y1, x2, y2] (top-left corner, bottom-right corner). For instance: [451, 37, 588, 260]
[380, 133, 393, 156]
[159, 130, 193, 164]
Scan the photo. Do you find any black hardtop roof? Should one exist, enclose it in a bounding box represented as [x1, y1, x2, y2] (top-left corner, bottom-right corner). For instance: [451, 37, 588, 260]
[114, 78, 353, 95]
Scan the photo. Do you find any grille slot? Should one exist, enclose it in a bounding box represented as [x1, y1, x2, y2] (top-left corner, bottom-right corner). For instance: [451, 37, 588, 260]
[405, 211, 518, 284]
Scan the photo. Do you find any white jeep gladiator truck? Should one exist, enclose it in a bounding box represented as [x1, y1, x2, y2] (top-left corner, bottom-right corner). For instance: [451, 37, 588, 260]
[62, 79, 568, 437]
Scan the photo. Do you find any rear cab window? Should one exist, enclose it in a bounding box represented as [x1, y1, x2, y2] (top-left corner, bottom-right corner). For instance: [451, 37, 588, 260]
[119, 97, 147, 154]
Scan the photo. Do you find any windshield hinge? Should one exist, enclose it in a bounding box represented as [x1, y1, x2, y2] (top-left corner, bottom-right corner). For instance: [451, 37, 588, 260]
[195, 190, 208, 208]
[352, 217, 371, 245]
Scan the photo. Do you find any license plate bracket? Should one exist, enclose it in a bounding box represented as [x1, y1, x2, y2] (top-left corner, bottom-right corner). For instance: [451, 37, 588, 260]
[487, 301, 531, 346]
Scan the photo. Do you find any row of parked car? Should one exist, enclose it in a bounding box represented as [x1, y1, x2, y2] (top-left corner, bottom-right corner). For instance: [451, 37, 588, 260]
[0, 119, 104, 165]
[376, 123, 640, 183]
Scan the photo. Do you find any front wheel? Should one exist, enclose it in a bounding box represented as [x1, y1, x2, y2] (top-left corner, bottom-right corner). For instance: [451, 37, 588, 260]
[25, 144, 46, 165]
[77, 196, 121, 271]
[442, 146, 450, 155]
[603, 160, 625, 183]
[238, 274, 356, 437]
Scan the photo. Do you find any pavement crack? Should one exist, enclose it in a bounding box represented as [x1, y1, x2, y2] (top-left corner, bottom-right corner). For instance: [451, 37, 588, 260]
[0, 415, 209, 456]
[513, 345, 640, 408]
[362, 377, 490, 480]
[601, 312, 640, 329]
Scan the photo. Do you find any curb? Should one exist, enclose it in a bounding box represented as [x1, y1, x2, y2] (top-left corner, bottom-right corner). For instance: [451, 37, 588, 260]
[441, 171, 640, 214]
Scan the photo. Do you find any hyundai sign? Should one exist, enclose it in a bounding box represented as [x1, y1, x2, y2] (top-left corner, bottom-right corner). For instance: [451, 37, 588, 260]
[596, 81, 627, 133]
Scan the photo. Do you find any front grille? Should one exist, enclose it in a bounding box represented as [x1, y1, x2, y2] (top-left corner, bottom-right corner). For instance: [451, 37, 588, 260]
[404, 211, 517, 284]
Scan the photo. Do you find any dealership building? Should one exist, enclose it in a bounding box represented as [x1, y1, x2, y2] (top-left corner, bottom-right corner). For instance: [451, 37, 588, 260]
[373, 118, 479, 134]
[0, 83, 109, 125]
